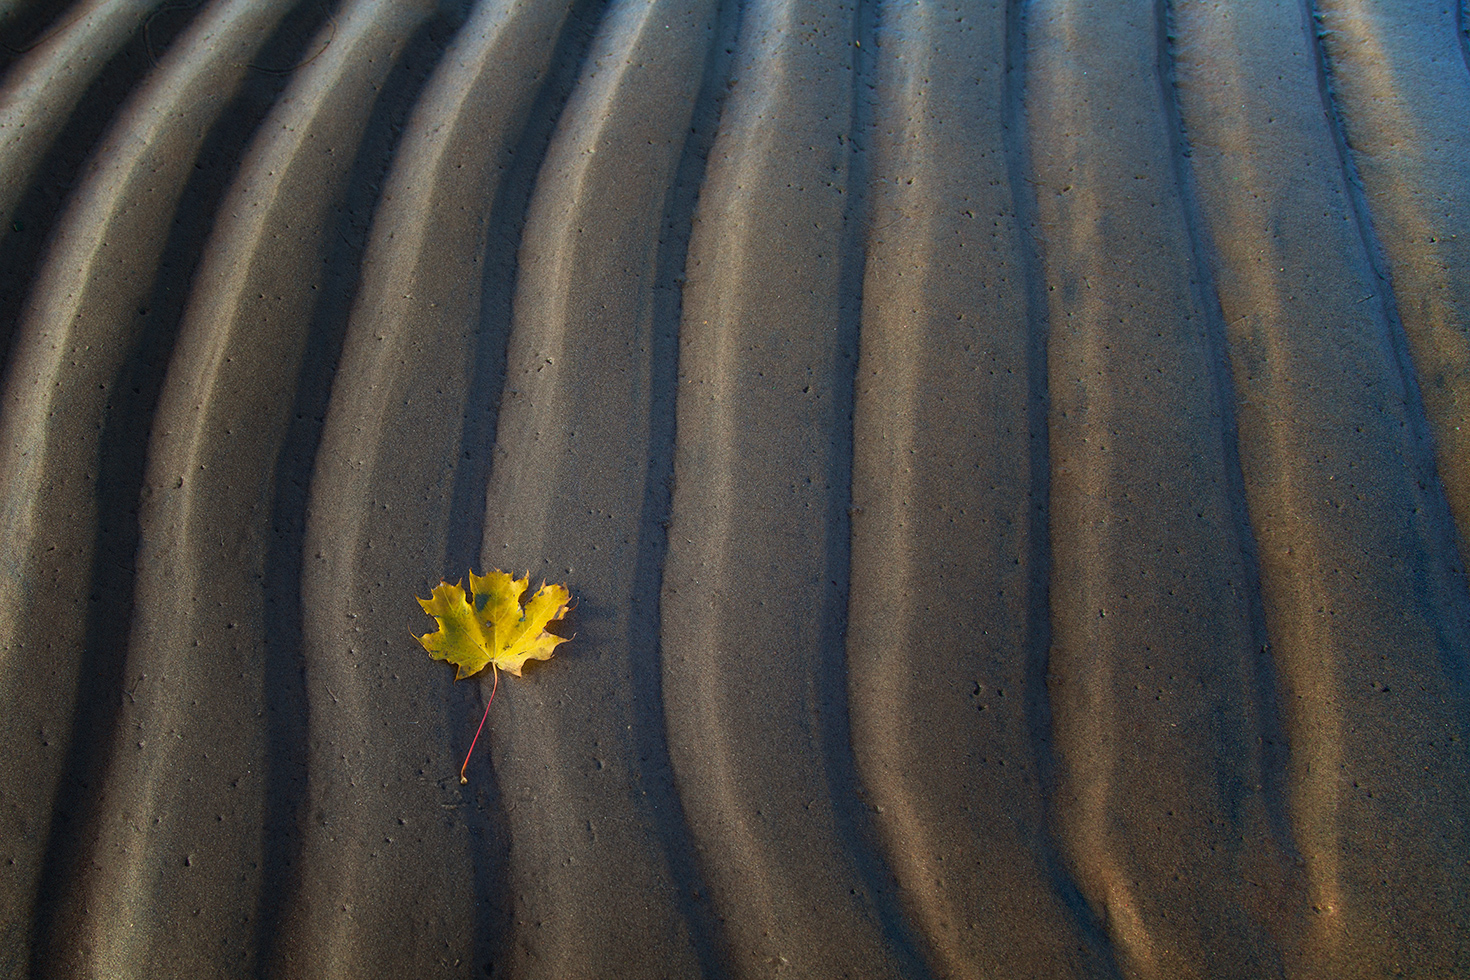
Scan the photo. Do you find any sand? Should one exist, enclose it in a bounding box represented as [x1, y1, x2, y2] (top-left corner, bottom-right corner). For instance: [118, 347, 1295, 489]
[1, 0, 1468, 977]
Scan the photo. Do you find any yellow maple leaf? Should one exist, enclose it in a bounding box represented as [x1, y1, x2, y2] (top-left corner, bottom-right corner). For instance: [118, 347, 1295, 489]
[416, 569, 571, 679]
[415, 569, 572, 781]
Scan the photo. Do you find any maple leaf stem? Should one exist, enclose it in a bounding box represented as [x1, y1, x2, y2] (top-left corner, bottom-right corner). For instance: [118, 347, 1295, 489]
[459, 664, 498, 785]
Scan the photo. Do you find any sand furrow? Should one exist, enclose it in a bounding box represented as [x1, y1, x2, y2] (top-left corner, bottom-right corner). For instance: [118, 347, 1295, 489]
[289, 1, 602, 975]
[659, 1, 922, 976]
[0, 0, 168, 364]
[471, 0, 726, 975]
[54, 2, 448, 975]
[846, 1, 1107, 976]
[1461, 0, 1470, 75]
[0, 0, 160, 234]
[1025, 0, 1298, 974]
[1172, 1, 1470, 973]
[0, 0, 297, 657]
[1309, 0, 1470, 574]
[1154, 0, 1295, 859]
[0, 2, 309, 973]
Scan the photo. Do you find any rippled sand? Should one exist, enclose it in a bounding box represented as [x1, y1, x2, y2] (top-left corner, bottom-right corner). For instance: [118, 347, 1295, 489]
[2, 0, 1468, 976]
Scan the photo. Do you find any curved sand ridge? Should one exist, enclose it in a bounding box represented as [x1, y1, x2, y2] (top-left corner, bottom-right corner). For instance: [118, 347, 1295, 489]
[1, 0, 1467, 977]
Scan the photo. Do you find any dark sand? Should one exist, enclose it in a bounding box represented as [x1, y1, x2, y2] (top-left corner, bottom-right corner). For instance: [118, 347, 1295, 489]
[2, 0, 1468, 977]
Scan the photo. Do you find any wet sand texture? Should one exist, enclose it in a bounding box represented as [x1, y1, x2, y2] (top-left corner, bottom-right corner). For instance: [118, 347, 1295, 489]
[1, 0, 1468, 977]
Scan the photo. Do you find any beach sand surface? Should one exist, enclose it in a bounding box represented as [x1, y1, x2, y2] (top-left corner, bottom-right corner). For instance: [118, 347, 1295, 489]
[1, 0, 1468, 977]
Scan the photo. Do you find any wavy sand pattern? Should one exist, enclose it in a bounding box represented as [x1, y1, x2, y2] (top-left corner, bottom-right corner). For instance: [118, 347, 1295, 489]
[1, 0, 1468, 977]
